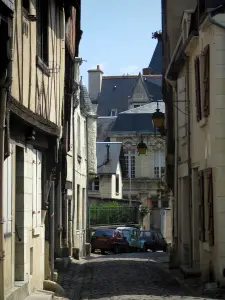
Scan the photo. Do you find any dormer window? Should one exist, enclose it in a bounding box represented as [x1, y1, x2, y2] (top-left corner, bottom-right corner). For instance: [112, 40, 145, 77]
[110, 109, 117, 116]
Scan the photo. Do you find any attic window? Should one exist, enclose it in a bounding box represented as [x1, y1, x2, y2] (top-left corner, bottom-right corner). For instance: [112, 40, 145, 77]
[110, 109, 117, 116]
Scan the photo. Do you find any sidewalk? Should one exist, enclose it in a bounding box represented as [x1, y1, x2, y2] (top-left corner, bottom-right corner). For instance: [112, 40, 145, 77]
[153, 256, 225, 299]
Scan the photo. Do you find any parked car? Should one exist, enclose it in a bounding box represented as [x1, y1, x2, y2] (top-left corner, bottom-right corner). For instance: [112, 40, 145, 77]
[140, 230, 167, 252]
[116, 227, 146, 252]
[91, 229, 129, 254]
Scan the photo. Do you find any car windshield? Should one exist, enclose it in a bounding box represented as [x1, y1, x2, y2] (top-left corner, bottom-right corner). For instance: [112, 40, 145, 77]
[93, 229, 114, 237]
[140, 231, 153, 239]
[122, 230, 130, 239]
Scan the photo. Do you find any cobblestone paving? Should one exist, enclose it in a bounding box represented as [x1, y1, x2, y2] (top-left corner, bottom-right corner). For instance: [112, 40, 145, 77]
[59, 252, 219, 300]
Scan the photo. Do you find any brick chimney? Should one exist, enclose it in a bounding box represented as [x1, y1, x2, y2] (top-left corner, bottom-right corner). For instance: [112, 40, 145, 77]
[88, 65, 104, 100]
[142, 67, 152, 75]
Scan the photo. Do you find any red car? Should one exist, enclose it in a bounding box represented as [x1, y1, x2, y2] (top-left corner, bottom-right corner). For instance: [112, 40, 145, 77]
[91, 229, 129, 254]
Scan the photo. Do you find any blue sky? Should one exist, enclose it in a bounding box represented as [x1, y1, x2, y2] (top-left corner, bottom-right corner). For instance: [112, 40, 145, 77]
[80, 1, 162, 85]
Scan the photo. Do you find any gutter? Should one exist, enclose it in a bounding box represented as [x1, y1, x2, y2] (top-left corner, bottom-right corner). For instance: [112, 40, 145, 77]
[165, 34, 183, 87]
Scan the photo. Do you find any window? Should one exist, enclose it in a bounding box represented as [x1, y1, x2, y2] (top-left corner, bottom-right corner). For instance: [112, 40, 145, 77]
[124, 150, 135, 179]
[32, 150, 42, 228]
[198, 168, 214, 246]
[22, 0, 30, 11]
[89, 178, 99, 191]
[76, 184, 80, 229]
[110, 109, 117, 116]
[116, 175, 119, 194]
[154, 167, 160, 178]
[203, 45, 210, 117]
[153, 150, 165, 178]
[134, 105, 140, 108]
[195, 44, 210, 121]
[77, 115, 81, 156]
[36, 0, 48, 63]
[194, 57, 202, 121]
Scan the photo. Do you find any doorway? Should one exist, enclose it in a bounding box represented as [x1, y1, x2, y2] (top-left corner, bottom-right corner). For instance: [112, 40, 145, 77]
[15, 146, 25, 281]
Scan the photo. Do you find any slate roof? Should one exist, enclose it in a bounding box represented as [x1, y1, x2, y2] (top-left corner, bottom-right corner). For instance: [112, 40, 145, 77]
[80, 81, 96, 116]
[96, 75, 162, 116]
[110, 113, 155, 135]
[97, 142, 122, 174]
[97, 117, 117, 141]
[149, 39, 162, 74]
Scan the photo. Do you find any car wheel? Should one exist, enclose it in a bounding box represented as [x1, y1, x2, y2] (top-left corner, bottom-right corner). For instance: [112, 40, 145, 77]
[91, 248, 95, 254]
[114, 244, 120, 254]
[163, 245, 168, 253]
[101, 249, 106, 255]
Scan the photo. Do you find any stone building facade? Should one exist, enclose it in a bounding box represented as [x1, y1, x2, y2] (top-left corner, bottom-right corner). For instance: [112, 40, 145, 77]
[163, 0, 225, 286]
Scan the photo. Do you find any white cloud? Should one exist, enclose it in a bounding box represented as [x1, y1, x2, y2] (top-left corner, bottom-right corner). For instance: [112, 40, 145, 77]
[119, 65, 140, 75]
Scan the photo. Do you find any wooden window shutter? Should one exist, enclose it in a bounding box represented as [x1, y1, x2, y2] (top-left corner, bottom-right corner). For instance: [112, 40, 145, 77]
[198, 170, 205, 241]
[204, 45, 210, 117]
[207, 168, 214, 246]
[194, 57, 201, 122]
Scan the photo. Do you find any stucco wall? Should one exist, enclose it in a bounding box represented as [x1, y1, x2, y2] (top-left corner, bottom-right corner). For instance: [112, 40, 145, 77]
[11, 0, 65, 126]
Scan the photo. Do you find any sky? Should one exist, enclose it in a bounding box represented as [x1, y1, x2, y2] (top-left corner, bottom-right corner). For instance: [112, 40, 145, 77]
[79, 0, 162, 85]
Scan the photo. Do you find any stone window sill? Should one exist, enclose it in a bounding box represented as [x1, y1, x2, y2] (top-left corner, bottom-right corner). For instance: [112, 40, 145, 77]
[36, 56, 50, 77]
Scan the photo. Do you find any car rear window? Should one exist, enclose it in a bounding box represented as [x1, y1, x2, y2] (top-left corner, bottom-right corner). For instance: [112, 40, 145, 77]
[140, 231, 153, 239]
[122, 230, 130, 239]
[93, 229, 114, 237]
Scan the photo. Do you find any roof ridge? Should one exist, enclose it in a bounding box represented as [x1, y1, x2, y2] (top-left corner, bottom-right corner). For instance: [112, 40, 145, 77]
[103, 75, 162, 79]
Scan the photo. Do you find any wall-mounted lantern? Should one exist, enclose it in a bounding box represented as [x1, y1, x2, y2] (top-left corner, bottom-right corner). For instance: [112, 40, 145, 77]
[152, 108, 165, 129]
[137, 140, 148, 155]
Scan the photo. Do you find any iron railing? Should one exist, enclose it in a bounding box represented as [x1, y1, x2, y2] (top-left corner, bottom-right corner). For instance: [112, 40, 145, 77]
[89, 206, 139, 226]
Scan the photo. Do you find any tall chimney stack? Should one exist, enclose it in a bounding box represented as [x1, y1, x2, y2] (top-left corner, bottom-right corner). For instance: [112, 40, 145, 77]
[88, 65, 104, 101]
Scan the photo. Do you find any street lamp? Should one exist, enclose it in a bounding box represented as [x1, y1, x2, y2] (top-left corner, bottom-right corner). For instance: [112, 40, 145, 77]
[137, 140, 148, 155]
[152, 108, 165, 129]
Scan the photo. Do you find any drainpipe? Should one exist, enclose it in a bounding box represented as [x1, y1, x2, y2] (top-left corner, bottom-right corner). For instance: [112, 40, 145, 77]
[186, 56, 193, 268]
[164, 35, 182, 265]
[0, 32, 13, 300]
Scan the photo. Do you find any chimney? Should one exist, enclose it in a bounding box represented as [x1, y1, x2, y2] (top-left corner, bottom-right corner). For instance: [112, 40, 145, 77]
[142, 67, 152, 75]
[88, 65, 104, 100]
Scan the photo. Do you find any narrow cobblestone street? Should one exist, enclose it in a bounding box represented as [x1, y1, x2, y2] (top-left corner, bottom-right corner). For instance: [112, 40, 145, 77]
[58, 252, 220, 300]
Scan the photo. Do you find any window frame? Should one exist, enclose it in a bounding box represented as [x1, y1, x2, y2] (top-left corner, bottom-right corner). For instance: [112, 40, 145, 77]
[124, 150, 135, 179]
[36, 0, 49, 65]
